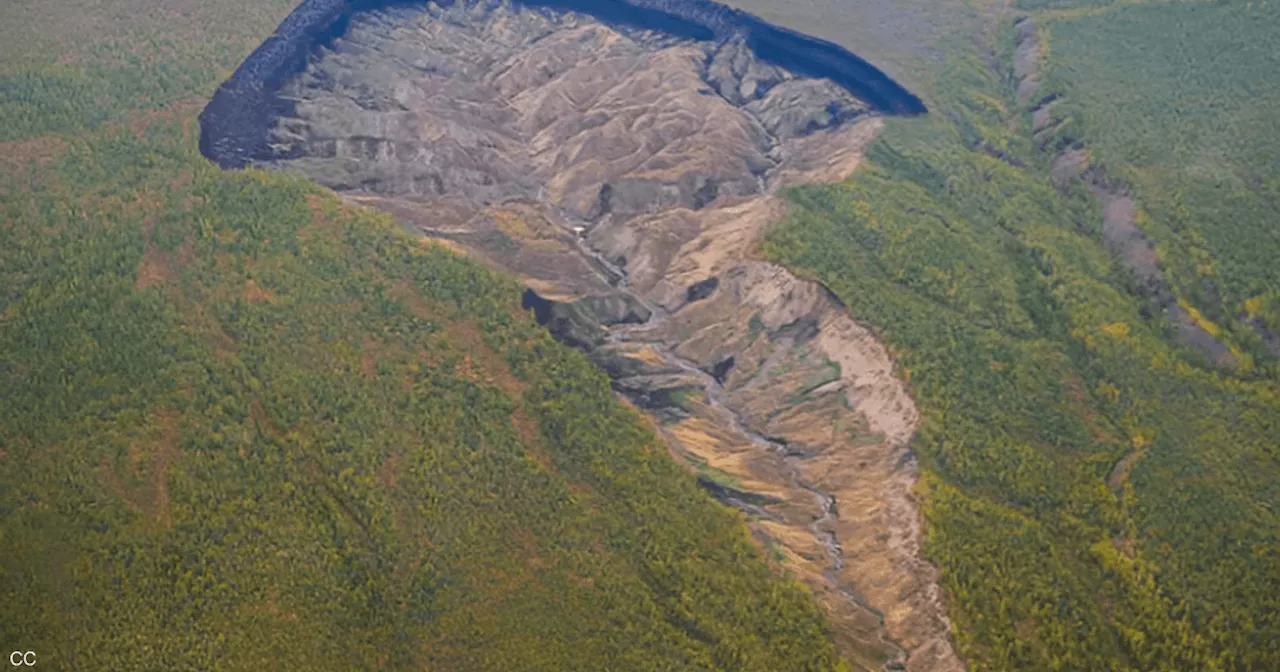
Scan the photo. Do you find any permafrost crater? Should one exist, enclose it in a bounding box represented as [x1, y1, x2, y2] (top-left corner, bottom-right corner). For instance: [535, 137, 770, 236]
[200, 1, 959, 670]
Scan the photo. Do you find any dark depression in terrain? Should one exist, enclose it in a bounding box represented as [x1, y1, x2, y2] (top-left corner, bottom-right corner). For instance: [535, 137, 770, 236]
[198, 0, 926, 169]
[193, 1, 959, 668]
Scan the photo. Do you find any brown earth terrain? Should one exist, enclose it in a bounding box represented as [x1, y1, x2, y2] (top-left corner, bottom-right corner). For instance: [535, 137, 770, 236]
[256, 2, 962, 669]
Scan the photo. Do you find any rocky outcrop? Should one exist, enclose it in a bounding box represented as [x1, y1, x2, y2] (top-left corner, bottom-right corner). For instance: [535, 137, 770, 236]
[200, 1, 958, 670]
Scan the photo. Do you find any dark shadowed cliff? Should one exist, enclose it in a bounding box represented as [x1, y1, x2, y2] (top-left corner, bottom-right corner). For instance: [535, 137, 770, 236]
[199, 0, 925, 169]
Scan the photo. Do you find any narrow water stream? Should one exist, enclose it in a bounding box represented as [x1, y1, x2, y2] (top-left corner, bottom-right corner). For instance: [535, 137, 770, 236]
[199, 0, 952, 665]
[559, 209, 910, 668]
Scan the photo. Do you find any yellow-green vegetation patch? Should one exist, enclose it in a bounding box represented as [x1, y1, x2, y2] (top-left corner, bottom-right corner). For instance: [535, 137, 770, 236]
[1038, 0, 1280, 360]
[0, 0, 299, 141]
[764, 28, 1280, 669]
[0, 117, 850, 670]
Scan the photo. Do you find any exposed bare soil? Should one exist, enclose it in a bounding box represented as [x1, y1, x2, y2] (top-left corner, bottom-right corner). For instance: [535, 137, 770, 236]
[256, 3, 961, 669]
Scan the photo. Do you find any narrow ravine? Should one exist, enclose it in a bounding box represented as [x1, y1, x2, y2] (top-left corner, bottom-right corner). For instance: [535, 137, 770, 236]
[603, 268, 911, 662]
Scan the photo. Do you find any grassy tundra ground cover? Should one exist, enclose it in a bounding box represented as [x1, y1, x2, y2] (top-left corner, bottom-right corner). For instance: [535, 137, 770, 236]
[0, 2, 851, 669]
[763, 1, 1280, 669]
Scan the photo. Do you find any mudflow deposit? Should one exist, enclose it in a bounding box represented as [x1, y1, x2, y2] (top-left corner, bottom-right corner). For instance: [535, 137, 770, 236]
[201, 1, 959, 670]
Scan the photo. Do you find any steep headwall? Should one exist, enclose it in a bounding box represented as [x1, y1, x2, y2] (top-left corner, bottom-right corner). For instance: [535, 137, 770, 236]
[198, 0, 926, 169]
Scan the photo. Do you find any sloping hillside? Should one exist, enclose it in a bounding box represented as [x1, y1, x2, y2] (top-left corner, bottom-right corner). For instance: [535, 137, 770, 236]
[5, 0, 1277, 670]
[761, 0, 1280, 669]
[0, 2, 853, 669]
[199, 3, 960, 669]
[0, 117, 854, 672]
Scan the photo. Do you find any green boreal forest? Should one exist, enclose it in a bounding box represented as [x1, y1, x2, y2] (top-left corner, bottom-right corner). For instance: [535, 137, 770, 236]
[763, 1, 1280, 669]
[3, 0, 1279, 670]
[0, 113, 848, 672]
[1036, 0, 1280, 362]
[0, 2, 848, 669]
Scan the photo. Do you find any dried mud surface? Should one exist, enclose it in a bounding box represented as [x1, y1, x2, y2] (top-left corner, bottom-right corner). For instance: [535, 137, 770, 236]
[249, 2, 961, 669]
